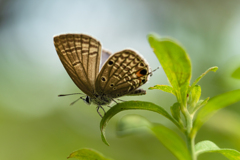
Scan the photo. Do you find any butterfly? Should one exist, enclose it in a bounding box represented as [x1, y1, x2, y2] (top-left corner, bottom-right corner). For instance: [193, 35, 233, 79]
[53, 34, 151, 117]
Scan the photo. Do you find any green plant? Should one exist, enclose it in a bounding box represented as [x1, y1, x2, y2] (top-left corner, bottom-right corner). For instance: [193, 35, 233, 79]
[232, 67, 240, 79]
[68, 33, 240, 160]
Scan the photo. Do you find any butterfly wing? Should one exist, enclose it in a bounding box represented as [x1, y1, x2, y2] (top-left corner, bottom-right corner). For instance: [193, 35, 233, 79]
[54, 34, 102, 97]
[100, 49, 112, 69]
[95, 49, 150, 98]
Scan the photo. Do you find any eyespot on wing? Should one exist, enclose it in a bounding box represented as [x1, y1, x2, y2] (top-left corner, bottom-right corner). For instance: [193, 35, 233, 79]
[136, 68, 148, 77]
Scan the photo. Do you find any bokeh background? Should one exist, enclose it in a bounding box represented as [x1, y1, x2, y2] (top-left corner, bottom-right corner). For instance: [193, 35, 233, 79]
[1, 0, 240, 160]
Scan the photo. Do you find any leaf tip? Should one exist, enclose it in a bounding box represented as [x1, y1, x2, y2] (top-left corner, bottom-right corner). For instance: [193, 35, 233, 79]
[147, 33, 161, 43]
[211, 66, 218, 72]
[147, 32, 158, 38]
[101, 132, 110, 146]
[67, 152, 76, 159]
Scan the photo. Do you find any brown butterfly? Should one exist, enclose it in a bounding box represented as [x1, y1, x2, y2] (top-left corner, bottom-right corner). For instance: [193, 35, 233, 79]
[53, 34, 151, 117]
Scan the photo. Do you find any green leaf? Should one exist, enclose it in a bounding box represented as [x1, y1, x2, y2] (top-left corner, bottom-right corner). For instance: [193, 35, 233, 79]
[148, 34, 191, 90]
[190, 66, 218, 93]
[68, 148, 111, 160]
[205, 110, 240, 137]
[195, 140, 240, 160]
[148, 33, 191, 105]
[190, 97, 210, 115]
[192, 89, 240, 137]
[149, 85, 175, 95]
[188, 85, 201, 108]
[100, 101, 181, 146]
[151, 124, 191, 160]
[170, 102, 181, 122]
[116, 115, 152, 136]
[116, 115, 191, 160]
[232, 67, 240, 79]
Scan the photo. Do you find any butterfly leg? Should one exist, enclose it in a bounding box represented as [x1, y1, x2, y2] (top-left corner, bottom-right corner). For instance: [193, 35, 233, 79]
[112, 98, 118, 104]
[96, 105, 106, 118]
[116, 98, 125, 102]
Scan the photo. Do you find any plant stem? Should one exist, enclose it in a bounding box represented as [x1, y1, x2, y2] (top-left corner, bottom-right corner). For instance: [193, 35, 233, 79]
[182, 107, 196, 160]
[186, 133, 196, 160]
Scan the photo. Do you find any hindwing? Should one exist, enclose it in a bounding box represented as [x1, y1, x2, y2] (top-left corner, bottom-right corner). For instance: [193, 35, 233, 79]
[54, 34, 102, 97]
[100, 49, 112, 69]
[95, 49, 150, 98]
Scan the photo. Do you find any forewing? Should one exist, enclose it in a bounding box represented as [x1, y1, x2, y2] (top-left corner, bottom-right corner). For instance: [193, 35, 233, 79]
[54, 34, 102, 97]
[95, 49, 150, 98]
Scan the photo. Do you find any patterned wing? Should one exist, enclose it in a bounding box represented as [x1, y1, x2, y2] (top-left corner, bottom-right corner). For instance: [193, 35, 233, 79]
[95, 49, 150, 98]
[54, 34, 102, 97]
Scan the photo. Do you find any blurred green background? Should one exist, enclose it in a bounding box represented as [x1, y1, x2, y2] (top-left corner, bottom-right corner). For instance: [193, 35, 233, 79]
[1, 0, 240, 160]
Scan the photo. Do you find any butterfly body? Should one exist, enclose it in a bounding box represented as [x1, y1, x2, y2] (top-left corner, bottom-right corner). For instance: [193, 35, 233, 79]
[54, 34, 150, 117]
[90, 94, 112, 105]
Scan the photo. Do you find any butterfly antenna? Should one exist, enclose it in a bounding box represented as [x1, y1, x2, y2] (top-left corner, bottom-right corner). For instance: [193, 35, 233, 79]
[70, 97, 85, 106]
[148, 66, 160, 76]
[58, 93, 84, 97]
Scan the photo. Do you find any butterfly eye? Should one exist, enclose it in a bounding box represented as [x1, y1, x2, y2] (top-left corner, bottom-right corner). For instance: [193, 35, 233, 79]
[86, 96, 91, 103]
[108, 61, 113, 65]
